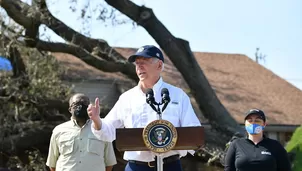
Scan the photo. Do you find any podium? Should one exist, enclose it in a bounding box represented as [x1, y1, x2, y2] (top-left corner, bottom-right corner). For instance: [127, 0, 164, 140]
[114, 88, 205, 170]
[115, 126, 204, 152]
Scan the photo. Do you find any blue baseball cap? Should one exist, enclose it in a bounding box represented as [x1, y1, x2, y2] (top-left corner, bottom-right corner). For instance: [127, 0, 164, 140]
[128, 45, 164, 63]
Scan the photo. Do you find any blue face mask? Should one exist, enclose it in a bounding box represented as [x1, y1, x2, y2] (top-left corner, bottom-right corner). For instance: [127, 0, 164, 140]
[245, 124, 265, 134]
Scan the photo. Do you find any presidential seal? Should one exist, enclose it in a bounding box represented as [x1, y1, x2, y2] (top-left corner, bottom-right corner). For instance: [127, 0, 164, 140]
[142, 119, 178, 153]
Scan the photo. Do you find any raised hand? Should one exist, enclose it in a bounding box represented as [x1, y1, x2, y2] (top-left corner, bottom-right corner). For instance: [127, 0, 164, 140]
[87, 97, 100, 122]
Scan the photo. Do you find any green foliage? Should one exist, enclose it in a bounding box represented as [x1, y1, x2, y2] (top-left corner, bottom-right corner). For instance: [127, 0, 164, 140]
[24, 48, 72, 99]
[0, 46, 72, 170]
[286, 126, 302, 171]
[6, 150, 48, 171]
[1, 47, 72, 120]
[4, 47, 71, 96]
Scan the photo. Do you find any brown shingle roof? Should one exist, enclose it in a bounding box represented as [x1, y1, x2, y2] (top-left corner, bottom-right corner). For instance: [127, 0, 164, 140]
[192, 52, 302, 125]
[52, 52, 132, 82]
[52, 48, 302, 125]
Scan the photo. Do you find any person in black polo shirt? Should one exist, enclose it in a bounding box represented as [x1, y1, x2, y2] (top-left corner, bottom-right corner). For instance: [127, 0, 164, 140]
[224, 109, 292, 171]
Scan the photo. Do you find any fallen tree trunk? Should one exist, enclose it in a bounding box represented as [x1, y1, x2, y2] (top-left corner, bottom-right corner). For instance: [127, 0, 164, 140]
[0, 106, 113, 154]
[0, 122, 58, 154]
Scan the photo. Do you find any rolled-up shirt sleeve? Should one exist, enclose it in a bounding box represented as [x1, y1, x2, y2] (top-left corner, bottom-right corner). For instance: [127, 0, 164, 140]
[91, 120, 117, 142]
[46, 130, 59, 168]
[91, 97, 124, 142]
[104, 142, 117, 166]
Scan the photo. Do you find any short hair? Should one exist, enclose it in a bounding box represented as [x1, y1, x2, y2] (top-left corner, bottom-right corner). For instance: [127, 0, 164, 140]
[69, 93, 90, 107]
[152, 58, 165, 71]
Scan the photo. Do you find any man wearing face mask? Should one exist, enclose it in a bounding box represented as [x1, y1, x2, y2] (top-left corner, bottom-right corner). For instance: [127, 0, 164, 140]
[46, 93, 117, 171]
[224, 109, 292, 171]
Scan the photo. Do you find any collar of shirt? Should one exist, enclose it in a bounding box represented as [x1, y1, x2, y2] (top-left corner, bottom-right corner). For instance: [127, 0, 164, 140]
[71, 117, 91, 128]
[137, 77, 163, 96]
[245, 136, 268, 146]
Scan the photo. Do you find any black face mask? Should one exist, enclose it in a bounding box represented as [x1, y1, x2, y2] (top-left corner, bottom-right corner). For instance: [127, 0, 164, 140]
[73, 103, 88, 120]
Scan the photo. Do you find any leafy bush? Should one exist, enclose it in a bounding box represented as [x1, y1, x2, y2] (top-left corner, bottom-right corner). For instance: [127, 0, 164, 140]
[286, 126, 302, 171]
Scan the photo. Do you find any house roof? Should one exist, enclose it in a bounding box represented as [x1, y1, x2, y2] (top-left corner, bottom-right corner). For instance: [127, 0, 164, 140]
[52, 52, 132, 83]
[51, 48, 302, 125]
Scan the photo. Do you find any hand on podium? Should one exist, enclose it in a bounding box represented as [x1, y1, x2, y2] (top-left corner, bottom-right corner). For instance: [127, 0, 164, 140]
[87, 97, 102, 130]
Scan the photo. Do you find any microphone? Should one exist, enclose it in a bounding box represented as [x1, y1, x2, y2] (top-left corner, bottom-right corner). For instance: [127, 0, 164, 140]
[146, 89, 158, 112]
[146, 89, 155, 105]
[161, 88, 170, 104]
[161, 88, 170, 112]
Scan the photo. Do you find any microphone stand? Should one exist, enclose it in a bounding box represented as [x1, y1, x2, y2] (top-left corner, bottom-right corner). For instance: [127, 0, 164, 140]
[153, 102, 163, 120]
[148, 101, 168, 171]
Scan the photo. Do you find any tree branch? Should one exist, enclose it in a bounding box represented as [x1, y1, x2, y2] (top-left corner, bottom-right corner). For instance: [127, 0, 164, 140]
[36, 40, 138, 79]
[0, 0, 33, 29]
[0, 95, 69, 115]
[0, 0, 138, 82]
[36, 0, 127, 63]
[0, 110, 111, 155]
[0, 22, 138, 81]
[0, 123, 55, 154]
[7, 43, 27, 78]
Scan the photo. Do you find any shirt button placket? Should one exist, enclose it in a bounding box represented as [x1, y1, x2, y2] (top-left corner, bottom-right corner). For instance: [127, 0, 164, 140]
[79, 129, 85, 157]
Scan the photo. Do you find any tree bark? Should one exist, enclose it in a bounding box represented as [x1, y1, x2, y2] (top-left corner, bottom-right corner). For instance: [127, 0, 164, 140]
[7, 44, 27, 78]
[36, 40, 136, 74]
[0, 122, 57, 154]
[0, 94, 69, 115]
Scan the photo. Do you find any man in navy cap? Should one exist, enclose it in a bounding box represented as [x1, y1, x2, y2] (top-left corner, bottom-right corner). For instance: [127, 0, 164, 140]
[88, 45, 201, 171]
